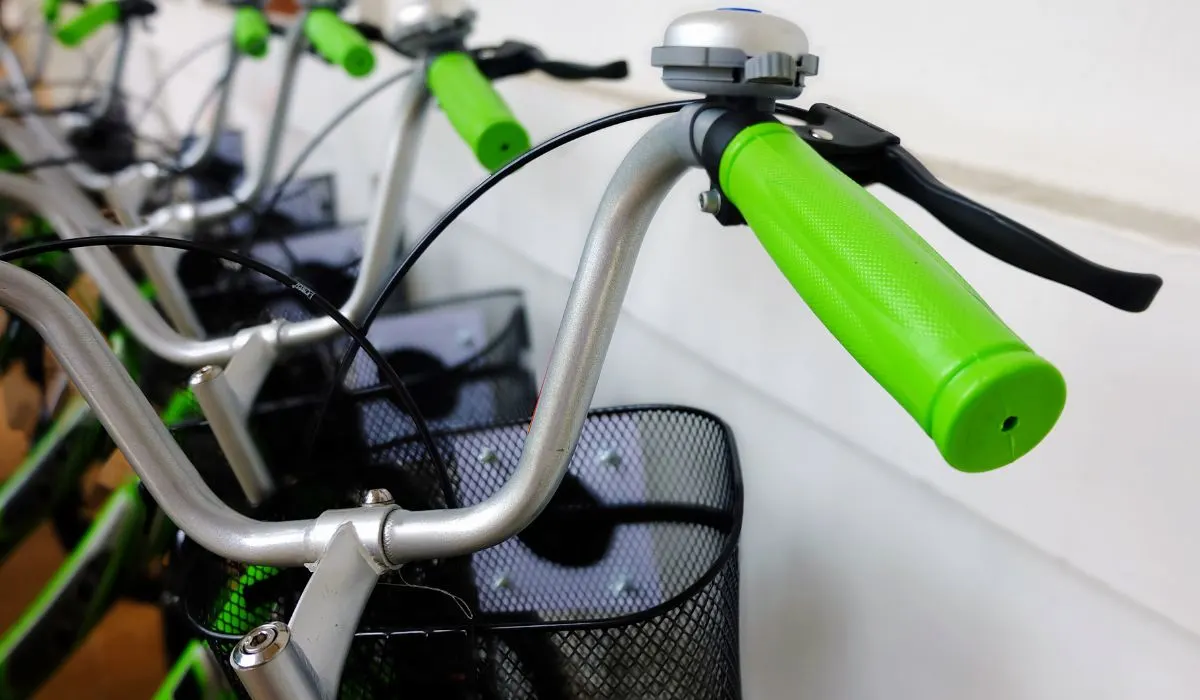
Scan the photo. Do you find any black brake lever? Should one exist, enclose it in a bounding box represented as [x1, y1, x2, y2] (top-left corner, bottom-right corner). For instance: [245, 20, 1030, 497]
[538, 58, 628, 80]
[472, 40, 628, 82]
[880, 146, 1161, 312]
[783, 103, 1163, 312]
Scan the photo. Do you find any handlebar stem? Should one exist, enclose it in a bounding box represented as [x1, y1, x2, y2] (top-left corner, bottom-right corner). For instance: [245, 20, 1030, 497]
[145, 16, 310, 234]
[176, 38, 244, 172]
[89, 22, 131, 121]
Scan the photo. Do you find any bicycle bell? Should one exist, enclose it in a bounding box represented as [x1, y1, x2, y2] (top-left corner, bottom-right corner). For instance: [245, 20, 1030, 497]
[651, 7, 820, 99]
[379, 0, 474, 56]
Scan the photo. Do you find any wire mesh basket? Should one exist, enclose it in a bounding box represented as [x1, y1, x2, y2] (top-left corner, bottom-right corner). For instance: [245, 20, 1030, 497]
[176, 406, 743, 699]
[167, 289, 536, 500]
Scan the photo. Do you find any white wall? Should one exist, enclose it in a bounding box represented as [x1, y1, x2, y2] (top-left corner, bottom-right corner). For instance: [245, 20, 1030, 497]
[46, 0, 1200, 696]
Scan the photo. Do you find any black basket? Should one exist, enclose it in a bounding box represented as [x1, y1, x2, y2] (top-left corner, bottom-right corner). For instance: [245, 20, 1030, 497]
[167, 289, 537, 504]
[178, 406, 743, 699]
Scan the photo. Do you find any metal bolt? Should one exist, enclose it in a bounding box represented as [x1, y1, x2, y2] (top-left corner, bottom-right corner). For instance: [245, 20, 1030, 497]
[242, 626, 278, 654]
[596, 448, 621, 468]
[698, 189, 722, 214]
[478, 448, 498, 464]
[457, 328, 477, 349]
[492, 572, 511, 590]
[610, 575, 636, 596]
[188, 364, 222, 386]
[809, 128, 835, 141]
[363, 488, 394, 506]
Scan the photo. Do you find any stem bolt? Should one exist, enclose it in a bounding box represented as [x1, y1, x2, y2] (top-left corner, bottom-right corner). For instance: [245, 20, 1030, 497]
[809, 128, 834, 141]
[363, 488, 394, 506]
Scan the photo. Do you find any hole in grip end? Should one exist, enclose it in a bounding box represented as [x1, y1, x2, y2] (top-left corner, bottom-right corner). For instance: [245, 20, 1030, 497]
[930, 348, 1065, 472]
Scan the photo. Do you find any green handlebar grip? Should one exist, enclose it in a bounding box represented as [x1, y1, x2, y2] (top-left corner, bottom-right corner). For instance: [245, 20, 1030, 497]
[54, 0, 120, 47]
[234, 7, 271, 58]
[303, 9, 375, 78]
[427, 51, 531, 172]
[718, 121, 1066, 471]
[43, 0, 60, 24]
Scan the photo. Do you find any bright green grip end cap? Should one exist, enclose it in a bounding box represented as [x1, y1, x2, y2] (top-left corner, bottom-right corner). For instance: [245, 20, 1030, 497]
[427, 51, 531, 172]
[234, 7, 271, 58]
[304, 9, 375, 78]
[55, 0, 120, 47]
[718, 121, 1066, 472]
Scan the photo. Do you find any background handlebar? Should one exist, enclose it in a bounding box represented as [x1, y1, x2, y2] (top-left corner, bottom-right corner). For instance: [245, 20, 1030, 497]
[718, 121, 1066, 471]
[303, 9, 375, 78]
[427, 51, 531, 172]
[233, 6, 270, 58]
[54, 0, 119, 47]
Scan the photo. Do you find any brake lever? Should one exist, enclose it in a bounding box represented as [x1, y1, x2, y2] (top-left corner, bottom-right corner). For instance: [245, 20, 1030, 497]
[783, 103, 1163, 312]
[472, 40, 628, 82]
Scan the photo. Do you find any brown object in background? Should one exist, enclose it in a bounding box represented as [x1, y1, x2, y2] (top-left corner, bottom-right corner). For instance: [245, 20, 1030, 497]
[0, 525, 167, 700]
[0, 404, 165, 697]
[267, 0, 300, 16]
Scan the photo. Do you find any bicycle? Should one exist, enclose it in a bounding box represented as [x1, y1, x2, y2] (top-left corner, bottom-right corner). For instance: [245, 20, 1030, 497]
[0, 5, 1164, 699]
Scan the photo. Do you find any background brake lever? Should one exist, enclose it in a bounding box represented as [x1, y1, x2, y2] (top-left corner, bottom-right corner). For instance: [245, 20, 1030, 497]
[879, 147, 1162, 312]
[473, 41, 628, 81]
[537, 59, 628, 81]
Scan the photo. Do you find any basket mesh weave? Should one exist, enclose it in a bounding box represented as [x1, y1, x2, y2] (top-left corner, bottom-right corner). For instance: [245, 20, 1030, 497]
[179, 406, 742, 699]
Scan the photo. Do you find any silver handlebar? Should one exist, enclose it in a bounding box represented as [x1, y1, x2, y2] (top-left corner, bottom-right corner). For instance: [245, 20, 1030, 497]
[0, 260, 318, 565]
[0, 66, 430, 366]
[0, 112, 700, 568]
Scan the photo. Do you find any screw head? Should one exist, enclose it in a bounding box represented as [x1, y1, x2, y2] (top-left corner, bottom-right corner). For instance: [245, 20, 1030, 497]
[698, 189, 722, 214]
[809, 128, 835, 141]
[231, 622, 291, 669]
[363, 488, 394, 506]
[242, 626, 278, 654]
[188, 364, 222, 386]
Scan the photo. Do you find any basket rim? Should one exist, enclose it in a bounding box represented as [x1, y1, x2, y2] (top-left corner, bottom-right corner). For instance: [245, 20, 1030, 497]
[187, 404, 744, 641]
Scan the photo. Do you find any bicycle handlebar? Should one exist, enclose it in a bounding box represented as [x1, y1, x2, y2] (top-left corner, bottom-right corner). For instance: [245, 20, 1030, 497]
[233, 6, 270, 58]
[54, 0, 119, 46]
[303, 9, 375, 78]
[718, 121, 1066, 471]
[426, 51, 531, 171]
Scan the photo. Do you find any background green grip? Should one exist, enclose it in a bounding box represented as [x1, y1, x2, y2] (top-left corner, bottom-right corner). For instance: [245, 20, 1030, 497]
[303, 9, 375, 78]
[427, 51, 531, 172]
[718, 121, 1066, 472]
[234, 7, 271, 58]
[43, 0, 60, 24]
[55, 1, 119, 47]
